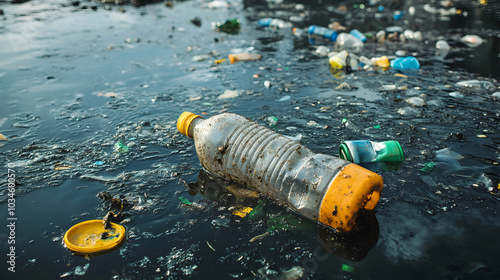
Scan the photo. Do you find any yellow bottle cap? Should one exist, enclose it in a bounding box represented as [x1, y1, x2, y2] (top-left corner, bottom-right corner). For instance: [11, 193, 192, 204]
[375, 56, 390, 68]
[177, 112, 202, 138]
[329, 57, 344, 69]
[63, 220, 126, 254]
[319, 164, 383, 232]
[228, 54, 238, 64]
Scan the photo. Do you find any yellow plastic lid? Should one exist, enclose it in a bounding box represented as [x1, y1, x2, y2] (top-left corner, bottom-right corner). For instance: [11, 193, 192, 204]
[319, 164, 383, 232]
[329, 56, 344, 69]
[375, 56, 390, 68]
[228, 54, 238, 64]
[177, 112, 202, 138]
[64, 220, 126, 254]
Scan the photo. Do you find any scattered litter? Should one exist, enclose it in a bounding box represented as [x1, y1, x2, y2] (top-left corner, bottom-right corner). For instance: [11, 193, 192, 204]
[228, 52, 262, 64]
[342, 264, 355, 272]
[420, 162, 435, 173]
[232, 206, 254, 218]
[456, 80, 495, 90]
[96, 92, 122, 98]
[114, 142, 129, 153]
[264, 80, 271, 88]
[179, 196, 192, 205]
[218, 89, 240, 99]
[278, 95, 291, 102]
[0, 133, 7, 141]
[60, 271, 72, 278]
[249, 231, 270, 242]
[206, 241, 215, 251]
[74, 263, 90, 276]
[248, 200, 265, 219]
[54, 165, 72, 170]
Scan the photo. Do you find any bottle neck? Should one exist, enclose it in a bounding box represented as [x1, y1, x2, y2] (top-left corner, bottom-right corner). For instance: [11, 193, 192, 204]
[188, 117, 204, 138]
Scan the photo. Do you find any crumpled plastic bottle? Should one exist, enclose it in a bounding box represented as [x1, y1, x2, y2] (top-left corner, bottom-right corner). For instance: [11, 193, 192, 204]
[435, 40, 451, 58]
[460, 35, 483, 47]
[390, 56, 420, 72]
[177, 112, 383, 232]
[336, 33, 364, 53]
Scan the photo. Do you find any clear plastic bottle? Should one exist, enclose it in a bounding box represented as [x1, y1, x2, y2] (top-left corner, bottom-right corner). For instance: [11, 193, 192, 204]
[336, 33, 364, 53]
[435, 40, 450, 58]
[177, 112, 383, 232]
[350, 29, 367, 42]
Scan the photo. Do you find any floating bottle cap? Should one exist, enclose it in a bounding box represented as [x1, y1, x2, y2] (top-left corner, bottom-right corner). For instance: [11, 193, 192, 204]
[319, 164, 383, 232]
[177, 112, 203, 138]
[63, 220, 126, 254]
[228, 54, 238, 64]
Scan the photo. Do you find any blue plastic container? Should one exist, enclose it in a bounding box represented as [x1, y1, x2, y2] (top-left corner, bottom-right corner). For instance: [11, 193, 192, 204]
[257, 18, 273, 27]
[393, 10, 404, 21]
[390, 56, 420, 71]
[350, 29, 367, 42]
[308, 25, 338, 42]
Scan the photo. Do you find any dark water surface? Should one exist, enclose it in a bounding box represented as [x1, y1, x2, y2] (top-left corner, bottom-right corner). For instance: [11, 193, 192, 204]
[1, 0, 500, 279]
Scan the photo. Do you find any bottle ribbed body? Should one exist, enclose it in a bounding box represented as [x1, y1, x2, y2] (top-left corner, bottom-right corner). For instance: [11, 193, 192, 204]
[184, 112, 383, 232]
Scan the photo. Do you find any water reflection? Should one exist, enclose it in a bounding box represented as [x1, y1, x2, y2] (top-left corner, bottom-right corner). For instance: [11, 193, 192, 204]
[186, 168, 379, 262]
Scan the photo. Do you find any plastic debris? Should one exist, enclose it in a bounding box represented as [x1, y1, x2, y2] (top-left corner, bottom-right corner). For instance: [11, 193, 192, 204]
[435, 40, 451, 58]
[342, 118, 360, 132]
[278, 95, 291, 102]
[350, 29, 366, 42]
[342, 264, 355, 273]
[114, 142, 129, 153]
[339, 140, 404, 163]
[0, 133, 7, 141]
[249, 231, 270, 242]
[455, 80, 495, 90]
[266, 116, 278, 128]
[248, 200, 265, 219]
[406, 97, 426, 107]
[228, 52, 262, 64]
[390, 56, 420, 72]
[460, 35, 483, 47]
[94, 161, 104, 165]
[329, 50, 348, 69]
[420, 162, 435, 172]
[264, 80, 271, 88]
[206, 1, 229, 9]
[206, 241, 215, 251]
[54, 165, 72, 170]
[336, 33, 364, 53]
[179, 196, 192, 205]
[214, 19, 240, 34]
[218, 89, 240, 99]
[308, 25, 338, 41]
[74, 263, 90, 276]
[232, 206, 253, 218]
[256, 18, 291, 28]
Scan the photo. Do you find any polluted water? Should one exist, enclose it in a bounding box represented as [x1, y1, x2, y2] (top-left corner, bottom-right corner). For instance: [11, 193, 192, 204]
[0, 0, 499, 279]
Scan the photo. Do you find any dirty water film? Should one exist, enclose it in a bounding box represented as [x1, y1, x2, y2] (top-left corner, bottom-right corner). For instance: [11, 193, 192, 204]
[0, 0, 499, 279]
